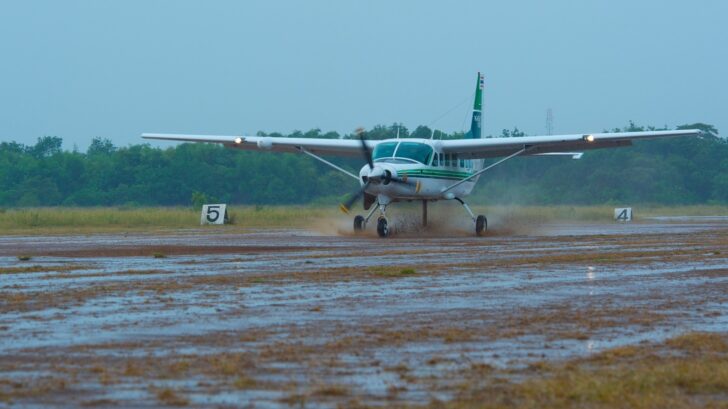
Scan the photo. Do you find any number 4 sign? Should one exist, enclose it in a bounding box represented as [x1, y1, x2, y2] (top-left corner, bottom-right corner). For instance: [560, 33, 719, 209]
[201, 204, 228, 225]
[614, 207, 632, 222]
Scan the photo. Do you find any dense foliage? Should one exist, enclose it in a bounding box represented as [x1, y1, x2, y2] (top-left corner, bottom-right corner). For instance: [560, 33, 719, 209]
[0, 122, 725, 207]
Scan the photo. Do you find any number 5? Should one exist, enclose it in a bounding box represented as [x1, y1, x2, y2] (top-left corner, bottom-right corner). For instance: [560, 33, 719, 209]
[206, 205, 220, 222]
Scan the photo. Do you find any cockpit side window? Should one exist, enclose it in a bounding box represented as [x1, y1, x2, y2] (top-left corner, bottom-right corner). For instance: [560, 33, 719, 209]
[372, 142, 398, 160]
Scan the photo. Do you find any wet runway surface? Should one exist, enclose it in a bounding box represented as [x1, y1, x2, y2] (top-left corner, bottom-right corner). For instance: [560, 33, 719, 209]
[0, 219, 727, 407]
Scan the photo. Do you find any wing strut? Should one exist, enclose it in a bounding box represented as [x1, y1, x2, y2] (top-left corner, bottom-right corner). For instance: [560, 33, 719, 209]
[297, 147, 360, 181]
[441, 146, 531, 193]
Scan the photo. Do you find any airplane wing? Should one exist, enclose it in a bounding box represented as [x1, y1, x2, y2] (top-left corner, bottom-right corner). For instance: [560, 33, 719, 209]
[141, 133, 371, 156]
[438, 129, 701, 159]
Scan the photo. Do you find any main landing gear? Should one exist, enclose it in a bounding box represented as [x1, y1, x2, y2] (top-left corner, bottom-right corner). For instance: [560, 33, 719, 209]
[476, 214, 487, 236]
[353, 196, 487, 238]
[455, 197, 487, 236]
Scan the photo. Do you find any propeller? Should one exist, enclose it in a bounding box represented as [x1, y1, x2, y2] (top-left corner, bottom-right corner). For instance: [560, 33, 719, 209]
[339, 128, 422, 214]
[356, 127, 373, 170]
[340, 128, 371, 214]
[339, 181, 370, 214]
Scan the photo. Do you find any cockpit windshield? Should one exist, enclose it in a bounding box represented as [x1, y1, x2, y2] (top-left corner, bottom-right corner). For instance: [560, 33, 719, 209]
[394, 142, 433, 164]
[372, 142, 397, 160]
[372, 141, 434, 165]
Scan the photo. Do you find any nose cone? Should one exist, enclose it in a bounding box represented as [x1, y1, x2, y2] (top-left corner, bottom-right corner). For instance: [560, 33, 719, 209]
[359, 164, 388, 180]
[369, 166, 385, 180]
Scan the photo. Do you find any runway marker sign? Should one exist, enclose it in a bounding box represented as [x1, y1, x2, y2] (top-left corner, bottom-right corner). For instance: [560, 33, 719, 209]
[614, 207, 632, 222]
[201, 204, 228, 225]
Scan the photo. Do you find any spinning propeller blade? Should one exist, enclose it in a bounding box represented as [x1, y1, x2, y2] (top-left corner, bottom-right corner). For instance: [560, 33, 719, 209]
[339, 181, 370, 214]
[340, 127, 373, 213]
[356, 127, 374, 170]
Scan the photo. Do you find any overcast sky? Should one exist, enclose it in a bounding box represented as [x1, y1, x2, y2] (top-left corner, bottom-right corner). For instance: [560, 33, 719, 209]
[1, 0, 726, 149]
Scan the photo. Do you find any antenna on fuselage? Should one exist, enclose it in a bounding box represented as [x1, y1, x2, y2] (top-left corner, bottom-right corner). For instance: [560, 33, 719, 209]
[430, 129, 435, 140]
[396, 125, 400, 139]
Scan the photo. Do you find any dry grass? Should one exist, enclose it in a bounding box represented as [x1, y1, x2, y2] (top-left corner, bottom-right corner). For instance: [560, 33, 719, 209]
[155, 388, 188, 406]
[436, 332, 728, 409]
[233, 375, 257, 389]
[312, 384, 350, 397]
[0, 264, 94, 274]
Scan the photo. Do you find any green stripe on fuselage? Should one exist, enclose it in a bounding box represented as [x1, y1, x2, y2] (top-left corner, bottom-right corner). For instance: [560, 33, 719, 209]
[399, 168, 473, 181]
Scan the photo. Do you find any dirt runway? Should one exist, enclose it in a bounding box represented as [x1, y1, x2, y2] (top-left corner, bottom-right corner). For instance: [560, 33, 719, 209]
[0, 218, 727, 407]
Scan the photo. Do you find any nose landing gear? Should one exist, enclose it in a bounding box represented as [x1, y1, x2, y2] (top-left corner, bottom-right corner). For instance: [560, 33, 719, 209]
[376, 216, 389, 238]
[352, 199, 384, 235]
[353, 215, 365, 232]
[352, 197, 391, 237]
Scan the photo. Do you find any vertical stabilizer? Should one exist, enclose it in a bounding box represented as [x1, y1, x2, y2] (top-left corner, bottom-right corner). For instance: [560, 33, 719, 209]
[466, 72, 484, 139]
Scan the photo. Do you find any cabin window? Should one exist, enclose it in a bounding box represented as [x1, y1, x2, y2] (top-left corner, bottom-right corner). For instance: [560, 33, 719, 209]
[432, 153, 439, 166]
[444, 154, 450, 167]
[372, 142, 397, 160]
[460, 158, 465, 168]
[453, 154, 459, 167]
[394, 142, 433, 165]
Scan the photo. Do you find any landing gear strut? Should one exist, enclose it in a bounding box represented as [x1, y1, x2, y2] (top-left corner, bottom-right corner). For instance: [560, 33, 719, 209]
[455, 197, 487, 236]
[376, 201, 390, 238]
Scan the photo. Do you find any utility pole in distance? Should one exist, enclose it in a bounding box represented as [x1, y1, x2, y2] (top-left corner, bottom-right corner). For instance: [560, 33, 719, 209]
[546, 108, 554, 135]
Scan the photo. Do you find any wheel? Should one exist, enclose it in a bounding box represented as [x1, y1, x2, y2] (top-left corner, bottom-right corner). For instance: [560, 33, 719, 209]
[353, 215, 365, 232]
[376, 217, 389, 238]
[475, 215, 487, 236]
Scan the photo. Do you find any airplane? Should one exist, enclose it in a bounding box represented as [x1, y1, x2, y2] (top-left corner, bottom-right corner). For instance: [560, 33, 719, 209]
[143, 73, 700, 238]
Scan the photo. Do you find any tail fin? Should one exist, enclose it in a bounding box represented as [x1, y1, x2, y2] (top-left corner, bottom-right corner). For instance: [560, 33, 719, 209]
[466, 72, 484, 139]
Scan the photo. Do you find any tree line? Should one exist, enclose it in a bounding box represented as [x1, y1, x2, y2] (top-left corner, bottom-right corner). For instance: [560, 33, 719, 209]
[0, 122, 725, 207]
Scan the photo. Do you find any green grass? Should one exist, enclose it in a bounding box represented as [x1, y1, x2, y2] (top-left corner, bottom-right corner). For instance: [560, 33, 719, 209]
[0, 205, 724, 234]
[374, 267, 417, 277]
[0, 206, 334, 234]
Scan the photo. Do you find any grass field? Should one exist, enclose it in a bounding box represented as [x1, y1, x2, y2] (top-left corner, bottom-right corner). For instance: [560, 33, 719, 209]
[0, 205, 725, 234]
[437, 332, 728, 409]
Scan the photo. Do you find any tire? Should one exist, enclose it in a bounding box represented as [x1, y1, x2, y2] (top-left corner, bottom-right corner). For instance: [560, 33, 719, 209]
[353, 215, 365, 232]
[475, 215, 487, 236]
[376, 217, 389, 238]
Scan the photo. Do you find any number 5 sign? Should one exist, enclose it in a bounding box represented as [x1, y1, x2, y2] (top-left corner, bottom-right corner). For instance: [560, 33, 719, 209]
[201, 204, 228, 225]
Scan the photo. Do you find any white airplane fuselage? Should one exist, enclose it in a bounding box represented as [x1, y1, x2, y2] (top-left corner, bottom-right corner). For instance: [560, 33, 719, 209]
[358, 138, 482, 202]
